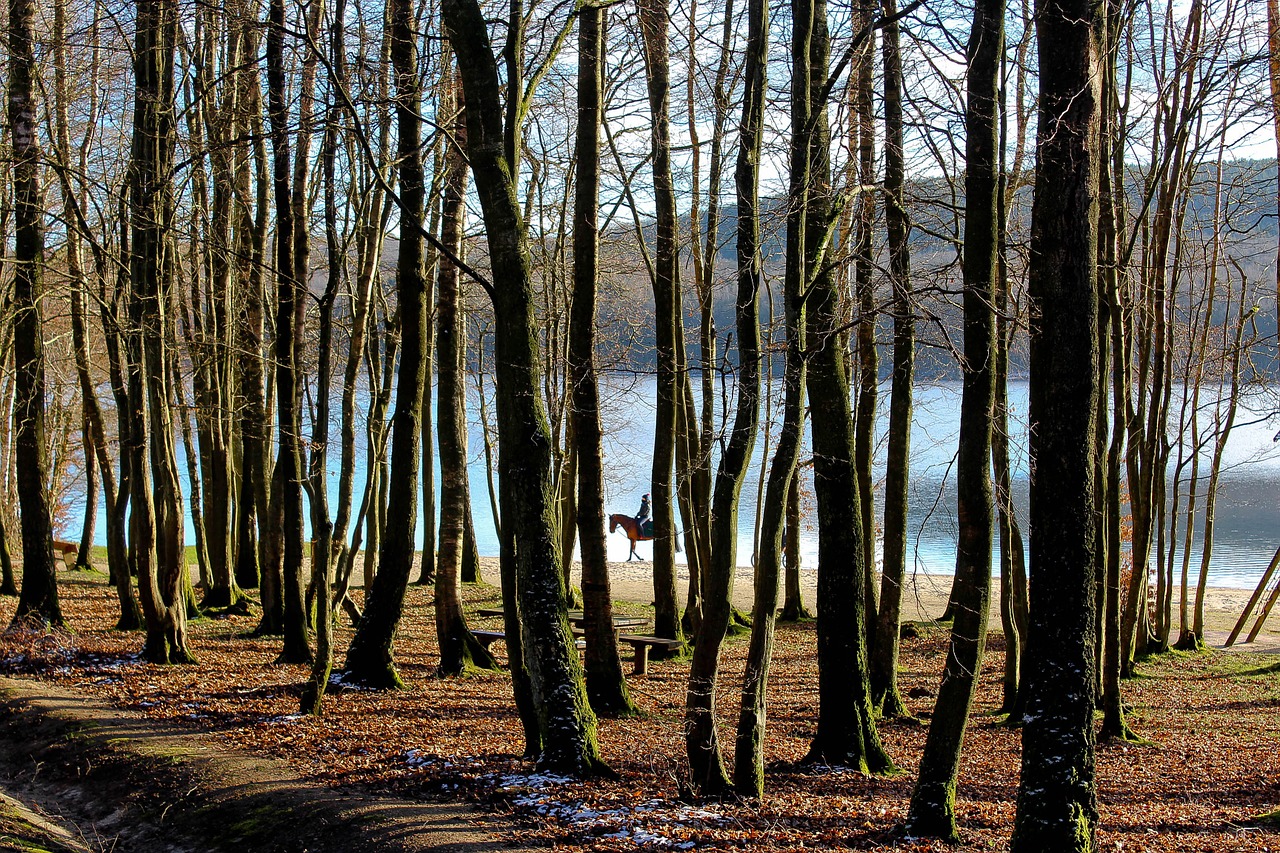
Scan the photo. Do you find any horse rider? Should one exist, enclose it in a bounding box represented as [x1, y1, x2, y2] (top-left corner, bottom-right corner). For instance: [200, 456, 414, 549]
[635, 493, 651, 529]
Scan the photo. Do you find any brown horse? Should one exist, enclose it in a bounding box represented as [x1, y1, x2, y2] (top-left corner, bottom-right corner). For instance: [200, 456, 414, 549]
[608, 514, 652, 562]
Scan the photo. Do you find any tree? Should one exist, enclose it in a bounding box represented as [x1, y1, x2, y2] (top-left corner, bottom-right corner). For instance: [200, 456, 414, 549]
[265, 0, 312, 664]
[868, 0, 914, 721]
[129, 0, 194, 663]
[637, 0, 686, 652]
[1011, 0, 1102, 846]
[344, 0, 431, 687]
[799, 0, 890, 774]
[850, 0, 878, 661]
[571, 3, 637, 718]
[687, 0, 766, 795]
[434, 56, 499, 678]
[442, 0, 605, 775]
[7, 0, 63, 629]
[905, 0, 1000, 836]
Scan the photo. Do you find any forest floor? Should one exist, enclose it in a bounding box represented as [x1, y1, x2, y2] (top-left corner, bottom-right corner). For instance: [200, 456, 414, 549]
[0, 559, 1279, 852]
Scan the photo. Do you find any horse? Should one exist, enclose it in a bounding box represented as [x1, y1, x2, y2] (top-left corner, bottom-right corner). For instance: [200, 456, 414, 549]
[609, 514, 652, 562]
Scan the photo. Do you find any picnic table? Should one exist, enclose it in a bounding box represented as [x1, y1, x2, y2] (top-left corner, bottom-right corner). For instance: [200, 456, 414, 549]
[474, 607, 649, 632]
[471, 608, 676, 674]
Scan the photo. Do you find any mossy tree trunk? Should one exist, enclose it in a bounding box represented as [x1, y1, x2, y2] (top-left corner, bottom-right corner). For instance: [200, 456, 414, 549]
[800, 0, 890, 775]
[1010, 0, 1102, 847]
[0, 515, 16, 597]
[443, 0, 605, 776]
[904, 0, 1000, 837]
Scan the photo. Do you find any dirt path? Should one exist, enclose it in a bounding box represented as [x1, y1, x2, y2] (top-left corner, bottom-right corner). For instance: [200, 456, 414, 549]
[0, 676, 535, 853]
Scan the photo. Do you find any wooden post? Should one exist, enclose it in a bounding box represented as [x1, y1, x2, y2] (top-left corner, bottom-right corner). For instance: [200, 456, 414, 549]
[1225, 545, 1280, 646]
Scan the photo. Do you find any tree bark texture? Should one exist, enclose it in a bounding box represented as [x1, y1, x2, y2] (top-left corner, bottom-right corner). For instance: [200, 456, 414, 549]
[688, 0, 766, 795]
[434, 62, 498, 677]
[905, 0, 1000, 836]
[442, 0, 604, 776]
[800, 0, 890, 774]
[1011, 0, 1102, 848]
[129, 0, 192, 663]
[344, 0, 430, 687]
[7, 0, 63, 629]
[571, 6, 636, 718]
[637, 0, 685, 650]
[266, 0, 312, 664]
[869, 0, 914, 722]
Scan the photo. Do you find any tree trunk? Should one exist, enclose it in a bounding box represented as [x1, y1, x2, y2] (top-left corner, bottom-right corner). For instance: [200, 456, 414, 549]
[443, 0, 604, 776]
[434, 58, 498, 677]
[266, 0, 312, 664]
[779, 472, 809, 620]
[1010, 0, 1102, 847]
[637, 0, 685, 651]
[129, 0, 193, 663]
[851, 0, 879, 660]
[689, 0, 766, 794]
[344, 0, 431, 687]
[800, 0, 890, 774]
[1097, 0, 1138, 741]
[869, 0, 913, 722]
[905, 0, 1000, 835]
[7, 0, 63, 628]
[571, 6, 636, 718]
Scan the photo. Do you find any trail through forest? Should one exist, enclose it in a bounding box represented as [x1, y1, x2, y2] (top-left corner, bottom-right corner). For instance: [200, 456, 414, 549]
[1, 565, 1279, 851]
[0, 676, 529, 853]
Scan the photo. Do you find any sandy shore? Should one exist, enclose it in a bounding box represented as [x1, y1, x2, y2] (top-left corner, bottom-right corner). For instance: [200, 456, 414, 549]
[466, 555, 1280, 654]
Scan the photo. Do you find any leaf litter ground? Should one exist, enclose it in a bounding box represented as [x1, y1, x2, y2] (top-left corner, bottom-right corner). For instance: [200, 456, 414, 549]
[2, 570, 1279, 851]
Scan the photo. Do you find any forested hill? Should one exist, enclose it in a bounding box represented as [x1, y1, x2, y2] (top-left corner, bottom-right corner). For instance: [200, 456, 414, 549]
[568, 156, 1278, 381]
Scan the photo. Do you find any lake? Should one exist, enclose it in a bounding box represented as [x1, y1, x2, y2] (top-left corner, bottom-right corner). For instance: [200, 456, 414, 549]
[65, 376, 1280, 590]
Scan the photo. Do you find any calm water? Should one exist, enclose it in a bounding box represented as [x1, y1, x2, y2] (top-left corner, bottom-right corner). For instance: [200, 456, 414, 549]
[68, 377, 1280, 589]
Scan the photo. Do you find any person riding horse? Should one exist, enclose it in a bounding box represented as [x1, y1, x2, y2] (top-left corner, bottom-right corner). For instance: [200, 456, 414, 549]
[635, 493, 651, 537]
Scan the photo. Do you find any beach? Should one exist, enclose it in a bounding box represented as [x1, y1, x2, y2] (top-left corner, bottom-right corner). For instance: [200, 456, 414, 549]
[467, 556, 1280, 654]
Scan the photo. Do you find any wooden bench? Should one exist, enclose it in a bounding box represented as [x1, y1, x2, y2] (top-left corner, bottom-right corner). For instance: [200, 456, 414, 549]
[617, 634, 683, 675]
[470, 629, 586, 652]
[471, 629, 508, 650]
[52, 540, 79, 569]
